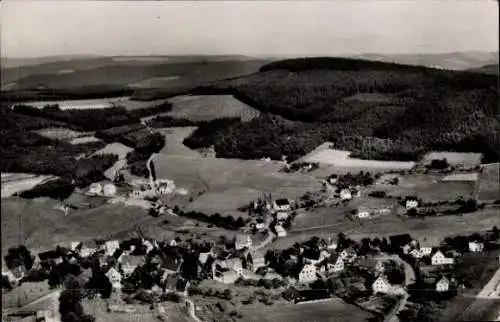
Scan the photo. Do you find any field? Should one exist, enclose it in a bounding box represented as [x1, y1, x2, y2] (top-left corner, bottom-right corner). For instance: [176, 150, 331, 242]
[163, 95, 261, 122]
[477, 163, 500, 202]
[365, 173, 476, 203]
[1, 173, 59, 198]
[34, 128, 92, 141]
[422, 151, 483, 167]
[267, 208, 500, 251]
[239, 298, 375, 322]
[154, 155, 321, 216]
[1, 281, 52, 309]
[156, 127, 201, 158]
[301, 143, 415, 170]
[93, 142, 133, 160]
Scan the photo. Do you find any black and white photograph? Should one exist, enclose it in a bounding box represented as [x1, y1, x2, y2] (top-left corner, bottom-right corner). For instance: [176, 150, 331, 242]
[1, 1, 499, 321]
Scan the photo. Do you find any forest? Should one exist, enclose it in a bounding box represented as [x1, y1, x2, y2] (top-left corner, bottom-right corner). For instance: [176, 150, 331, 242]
[188, 57, 498, 162]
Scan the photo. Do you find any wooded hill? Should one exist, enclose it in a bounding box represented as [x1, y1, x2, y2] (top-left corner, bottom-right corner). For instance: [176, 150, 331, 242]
[186, 57, 498, 163]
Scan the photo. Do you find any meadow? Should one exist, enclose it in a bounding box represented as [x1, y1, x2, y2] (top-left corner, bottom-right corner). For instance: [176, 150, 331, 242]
[239, 298, 375, 322]
[165, 95, 261, 122]
[477, 163, 500, 202]
[422, 151, 483, 167]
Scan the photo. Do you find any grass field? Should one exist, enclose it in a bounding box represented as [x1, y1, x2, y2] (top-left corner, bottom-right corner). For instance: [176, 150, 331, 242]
[365, 173, 476, 203]
[239, 298, 375, 322]
[93, 142, 133, 160]
[477, 163, 500, 202]
[156, 127, 202, 158]
[164, 95, 261, 122]
[301, 143, 415, 170]
[154, 155, 321, 216]
[267, 208, 500, 251]
[34, 128, 92, 141]
[1, 173, 59, 198]
[422, 152, 483, 167]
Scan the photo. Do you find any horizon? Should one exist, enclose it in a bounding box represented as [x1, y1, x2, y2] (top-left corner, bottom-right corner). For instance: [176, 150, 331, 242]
[1, 1, 498, 58]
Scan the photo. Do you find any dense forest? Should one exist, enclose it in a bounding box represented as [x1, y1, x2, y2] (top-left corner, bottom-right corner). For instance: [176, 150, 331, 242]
[189, 57, 498, 162]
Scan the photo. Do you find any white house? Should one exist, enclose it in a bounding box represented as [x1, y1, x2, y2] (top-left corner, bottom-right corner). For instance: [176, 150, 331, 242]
[104, 240, 120, 256]
[273, 198, 291, 212]
[340, 189, 352, 201]
[235, 235, 253, 250]
[105, 267, 122, 289]
[276, 211, 289, 220]
[431, 250, 454, 265]
[103, 183, 117, 197]
[357, 207, 371, 219]
[405, 199, 419, 210]
[169, 239, 178, 247]
[88, 183, 102, 195]
[256, 222, 266, 231]
[298, 264, 317, 283]
[372, 276, 391, 294]
[436, 276, 450, 292]
[469, 241, 484, 252]
[275, 224, 287, 237]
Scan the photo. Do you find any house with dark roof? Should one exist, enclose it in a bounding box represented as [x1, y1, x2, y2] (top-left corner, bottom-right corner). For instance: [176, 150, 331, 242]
[321, 254, 344, 274]
[273, 198, 291, 212]
[246, 250, 266, 272]
[161, 255, 182, 275]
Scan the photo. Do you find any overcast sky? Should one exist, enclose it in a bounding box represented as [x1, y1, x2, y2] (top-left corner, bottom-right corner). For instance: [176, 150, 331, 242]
[1, 1, 498, 58]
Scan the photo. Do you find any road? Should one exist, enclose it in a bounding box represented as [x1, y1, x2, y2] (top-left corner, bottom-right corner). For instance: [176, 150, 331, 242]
[476, 267, 500, 299]
[384, 294, 409, 322]
[375, 254, 416, 286]
[251, 230, 276, 251]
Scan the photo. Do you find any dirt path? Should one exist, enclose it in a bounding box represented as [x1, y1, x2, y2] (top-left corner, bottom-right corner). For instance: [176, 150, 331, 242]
[251, 230, 276, 251]
[476, 267, 500, 299]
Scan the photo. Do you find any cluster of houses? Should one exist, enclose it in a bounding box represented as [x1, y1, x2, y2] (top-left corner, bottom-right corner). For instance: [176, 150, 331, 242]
[248, 195, 293, 238]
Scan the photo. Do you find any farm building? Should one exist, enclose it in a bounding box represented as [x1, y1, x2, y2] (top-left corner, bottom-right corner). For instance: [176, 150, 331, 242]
[103, 183, 117, 196]
[356, 207, 371, 219]
[105, 267, 122, 289]
[88, 183, 102, 195]
[322, 254, 344, 273]
[277, 211, 289, 220]
[275, 224, 287, 237]
[340, 189, 352, 200]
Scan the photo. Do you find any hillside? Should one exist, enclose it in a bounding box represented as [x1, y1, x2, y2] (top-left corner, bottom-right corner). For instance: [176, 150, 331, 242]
[186, 57, 498, 163]
[467, 64, 499, 75]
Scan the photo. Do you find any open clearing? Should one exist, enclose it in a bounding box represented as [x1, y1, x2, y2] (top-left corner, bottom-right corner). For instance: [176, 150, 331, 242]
[93, 142, 133, 160]
[34, 128, 92, 141]
[478, 163, 500, 202]
[267, 208, 500, 251]
[156, 127, 202, 158]
[422, 151, 483, 167]
[239, 298, 375, 322]
[154, 155, 321, 216]
[69, 136, 102, 145]
[1, 173, 58, 198]
[164, 95, 261, 122]
[301, 142, 415, 170]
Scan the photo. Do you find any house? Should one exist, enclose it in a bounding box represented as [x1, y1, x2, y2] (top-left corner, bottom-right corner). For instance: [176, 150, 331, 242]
[326, 237, 337, 250]
[273, 198, 291, 212]
[436, 276, 450, 292]
[405, 197, 419, 209]
[105, 267, 122, 289]
[357, 207, 371, 219]
[322, 254, 344, 273]
[213, 270, 239, 284]
[298, 264, 317, 283]
[88, 183, 102, 195]
[418, 241, 433, 257]
[375, 260, 385, 274]
[104, 240, 120, 256]
[276, 211, 289, 220]
[217, 258, 243, 276]
[235, 234, 253, 250]
[469, 241, 484, 252]
[294, 289, 331, 304]
[120, 255, 144, 276]
[169, 239, 178, 247]
[246, 250, 266, 272]
[199, 252, 212, 266]
[275, 224, 287, 237]
[70, 241, 81, 252]
[410, 248, 424, 259]
[103, 183, 117, 197]
[162, 256, 182, 275]
[372, 275, 391, 294]
[256, 222, 266, 231]
[340, 189, 352, 201]
[431, 250, 454, 265]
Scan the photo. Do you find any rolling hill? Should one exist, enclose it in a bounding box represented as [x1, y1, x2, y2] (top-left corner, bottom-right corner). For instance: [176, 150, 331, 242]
[182, 57, 498, 163]
[467, 64, 499, 75]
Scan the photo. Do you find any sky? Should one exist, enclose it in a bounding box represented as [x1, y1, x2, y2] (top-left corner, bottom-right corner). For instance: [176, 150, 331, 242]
[1, 0, 498, 58]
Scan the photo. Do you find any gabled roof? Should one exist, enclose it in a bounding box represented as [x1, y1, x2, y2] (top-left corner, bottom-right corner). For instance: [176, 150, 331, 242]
[437, 276, 450, 285]
[105, 267, 121, 278]
[162, 256, 182, 272]
[373, 275, 390, 286]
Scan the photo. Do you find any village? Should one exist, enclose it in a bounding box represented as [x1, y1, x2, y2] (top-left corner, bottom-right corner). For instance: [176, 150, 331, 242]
[3, 169, 500, 322]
